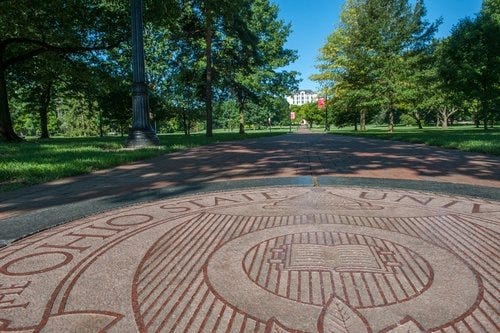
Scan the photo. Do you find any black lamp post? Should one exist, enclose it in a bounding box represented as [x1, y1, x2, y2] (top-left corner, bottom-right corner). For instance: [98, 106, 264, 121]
[126, 0, 160, 148]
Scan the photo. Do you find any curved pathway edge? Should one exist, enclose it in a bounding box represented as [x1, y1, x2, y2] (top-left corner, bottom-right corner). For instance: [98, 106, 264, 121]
[1, 176, 499, 247]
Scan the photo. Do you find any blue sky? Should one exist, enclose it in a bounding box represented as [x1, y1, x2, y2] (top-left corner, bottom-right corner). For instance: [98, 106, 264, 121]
[273, 0, 483, 91]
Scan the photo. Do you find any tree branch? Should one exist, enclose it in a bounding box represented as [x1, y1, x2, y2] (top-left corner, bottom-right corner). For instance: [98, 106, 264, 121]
[1, 37, 124, 68]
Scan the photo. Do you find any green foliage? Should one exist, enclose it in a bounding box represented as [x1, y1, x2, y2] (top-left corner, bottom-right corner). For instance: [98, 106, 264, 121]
[1, 0, 298, 142]
[0, 0, 129, 141]
[211, 0, 298, 134]
[313, 0, 438, 131]
[297, 102, 326, 128]
[314, 0, 499, 132]
[438, 1, 500, 129]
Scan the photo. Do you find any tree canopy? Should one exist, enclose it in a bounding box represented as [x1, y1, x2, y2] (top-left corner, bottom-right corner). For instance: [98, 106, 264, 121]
[0, 0, 129, 141]
[312, 0, 498, 131]
[0, 0, 298, 142]
[438, 0, 500, 129]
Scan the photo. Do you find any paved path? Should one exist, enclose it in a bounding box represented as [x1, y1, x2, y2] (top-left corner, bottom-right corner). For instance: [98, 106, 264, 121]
[1, 133, 499, 220]
[0, 132, 499, 333]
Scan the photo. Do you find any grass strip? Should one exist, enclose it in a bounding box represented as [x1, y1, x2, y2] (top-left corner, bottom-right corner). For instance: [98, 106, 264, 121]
[329, 126, 500, 156]
[0, 130, 286, 192]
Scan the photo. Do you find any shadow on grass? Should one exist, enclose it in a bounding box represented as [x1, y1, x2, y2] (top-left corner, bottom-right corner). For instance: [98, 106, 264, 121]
[0, 131, 287, 192]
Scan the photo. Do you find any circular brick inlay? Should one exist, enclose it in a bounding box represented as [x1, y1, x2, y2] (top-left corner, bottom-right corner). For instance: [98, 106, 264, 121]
[0, 187, 498, 333]
[242, 232, 434, 308]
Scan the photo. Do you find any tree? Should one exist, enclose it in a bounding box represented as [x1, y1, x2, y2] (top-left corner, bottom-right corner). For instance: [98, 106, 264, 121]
[0, 0, 128, 141]
[312, 1, 375, 131]
[97, 81, 132, 137]
[313, 0, 438, 132]
[189, 0, 256, 137]
[398, 40, 439, 129]
[8, 55, 57, 138]
[10, 53, 92, 139]
[154, 7, 207, 135]
[303, 102, 325, 128]
[359, 0, 438, 132]
[438, 0, 500, 129]
[219, 0, 298, 134]
[2, 0, 299, 141]
[173, 0, 297, 137]
[155, 0, 251, 137]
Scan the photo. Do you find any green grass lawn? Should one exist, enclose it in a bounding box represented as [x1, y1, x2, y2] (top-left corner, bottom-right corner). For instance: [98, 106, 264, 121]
[329, 125, 500, 156]
[0, 130, 286, 192]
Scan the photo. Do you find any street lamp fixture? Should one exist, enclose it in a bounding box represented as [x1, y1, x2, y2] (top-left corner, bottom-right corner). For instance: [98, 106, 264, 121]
[126, 0, 160, 148]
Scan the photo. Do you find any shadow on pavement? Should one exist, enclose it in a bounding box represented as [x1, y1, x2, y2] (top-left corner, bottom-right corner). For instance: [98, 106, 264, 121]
[1, 133, 499, 219]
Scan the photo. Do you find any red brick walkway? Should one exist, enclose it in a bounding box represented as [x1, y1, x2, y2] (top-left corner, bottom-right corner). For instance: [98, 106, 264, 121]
[1, 133, 498, 220]
[0, 132, 499, 332]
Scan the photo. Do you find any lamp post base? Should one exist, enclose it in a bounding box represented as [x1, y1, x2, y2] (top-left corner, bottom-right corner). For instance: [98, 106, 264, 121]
[125, 129, 160, 148]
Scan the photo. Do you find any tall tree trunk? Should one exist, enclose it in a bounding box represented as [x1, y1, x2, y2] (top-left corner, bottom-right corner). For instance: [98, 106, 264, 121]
[440, 106, 460, 129]
[482, 100, 488, 130]
[388, 110, 394, 132]
[237, 93, 245, 135]
[0, 64, 21, 142]
[39, 81, 53, 139]
[204, 11, 213, 138]
[441, 107, 448, 128]
[96, 102, 103, 138]
[442, 115, 448, 128]
[99, 111, 103, 137]
[412, 111, 423, 129]
[239, 112, 245, 134]
[360, 109, 366, 131]
[183, 112, 188, 135]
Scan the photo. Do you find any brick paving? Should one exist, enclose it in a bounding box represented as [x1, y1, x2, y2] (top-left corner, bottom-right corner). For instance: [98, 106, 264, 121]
[0, 132, 499, 220]
[0, 132, 499, 332]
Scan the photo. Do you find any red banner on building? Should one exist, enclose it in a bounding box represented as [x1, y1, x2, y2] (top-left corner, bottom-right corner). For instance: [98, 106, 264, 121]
[317, 98, 326, 109]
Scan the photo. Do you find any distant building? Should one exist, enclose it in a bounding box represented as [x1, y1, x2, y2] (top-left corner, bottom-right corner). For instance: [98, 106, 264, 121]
[286, 90, 318, 106]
